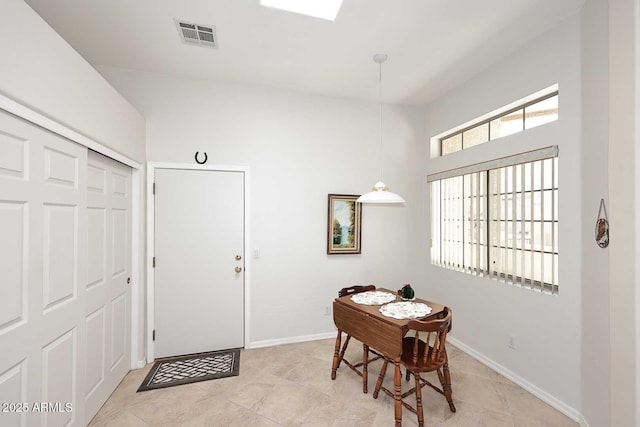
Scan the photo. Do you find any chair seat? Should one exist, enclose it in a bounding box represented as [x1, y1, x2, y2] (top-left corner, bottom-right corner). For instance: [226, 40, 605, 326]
[401, 337, 447, 371]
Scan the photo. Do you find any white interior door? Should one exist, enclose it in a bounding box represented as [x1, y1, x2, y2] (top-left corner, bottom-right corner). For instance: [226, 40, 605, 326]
[84, 151, 131, 424]
[0, 110, 133, 427]
[0, 110, 88, 427]
[154, 168, 244, 358]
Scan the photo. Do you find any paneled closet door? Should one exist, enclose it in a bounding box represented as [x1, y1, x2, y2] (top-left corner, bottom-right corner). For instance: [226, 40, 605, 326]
[84, 151, 131, 424]
[0, 109, 87, 427]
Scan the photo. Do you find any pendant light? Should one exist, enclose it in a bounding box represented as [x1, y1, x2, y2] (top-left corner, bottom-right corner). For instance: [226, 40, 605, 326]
[357, 54, 405, 204]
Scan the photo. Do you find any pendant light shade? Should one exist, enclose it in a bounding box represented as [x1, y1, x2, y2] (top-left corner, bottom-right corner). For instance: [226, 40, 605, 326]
[357, 54, 405, 204]
[357, 181, 405, 203]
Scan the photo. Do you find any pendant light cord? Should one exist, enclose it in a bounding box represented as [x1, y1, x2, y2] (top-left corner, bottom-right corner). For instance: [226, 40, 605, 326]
[378, 58, 383, 182]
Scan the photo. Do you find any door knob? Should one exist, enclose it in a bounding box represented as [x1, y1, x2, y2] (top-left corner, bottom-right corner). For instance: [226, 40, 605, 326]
[235, 255, 242, 261]
[235, 266, 242, 273]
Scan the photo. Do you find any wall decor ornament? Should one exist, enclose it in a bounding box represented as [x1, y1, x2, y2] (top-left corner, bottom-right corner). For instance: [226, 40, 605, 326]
[327, 194, 362, 254]
[595, 198, 609, 248]
[195, 151, 208, 164]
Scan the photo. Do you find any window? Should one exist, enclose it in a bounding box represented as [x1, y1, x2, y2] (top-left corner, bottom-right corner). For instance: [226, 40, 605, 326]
[429, 147, 558, 294]
[439, 91, 558, 156]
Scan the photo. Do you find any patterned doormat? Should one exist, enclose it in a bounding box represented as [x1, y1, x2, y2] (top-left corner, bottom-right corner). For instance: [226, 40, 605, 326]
[137, 349, 240, 392]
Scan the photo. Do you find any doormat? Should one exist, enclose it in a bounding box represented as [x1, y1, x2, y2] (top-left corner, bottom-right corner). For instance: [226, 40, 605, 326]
[137, 349, 240, 392]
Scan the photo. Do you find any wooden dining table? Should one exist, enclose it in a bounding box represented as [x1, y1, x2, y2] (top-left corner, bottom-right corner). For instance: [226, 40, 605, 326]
[331, 288, 445, 427]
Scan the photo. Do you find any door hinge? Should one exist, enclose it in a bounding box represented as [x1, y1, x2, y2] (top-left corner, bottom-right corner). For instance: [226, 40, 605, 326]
[153, 182, 155, 195]
[153, 257, 156, 268]
[152, 330, 156, 341]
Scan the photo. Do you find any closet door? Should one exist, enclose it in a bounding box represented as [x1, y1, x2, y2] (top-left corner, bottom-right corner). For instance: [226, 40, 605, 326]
[0, 110, 132, 427]
[84, 151, 131, 424]
[0, 109, 87, 426]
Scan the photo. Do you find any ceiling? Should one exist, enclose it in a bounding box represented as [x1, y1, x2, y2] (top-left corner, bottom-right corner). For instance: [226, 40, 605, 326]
[25, 0, 584, 106]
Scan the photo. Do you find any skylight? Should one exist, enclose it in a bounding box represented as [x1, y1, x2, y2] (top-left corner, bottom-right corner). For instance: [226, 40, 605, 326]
[260, 0, 344, 21]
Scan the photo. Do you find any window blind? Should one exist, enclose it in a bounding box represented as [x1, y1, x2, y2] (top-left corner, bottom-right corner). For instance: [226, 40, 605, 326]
[430, 146, 559, 294]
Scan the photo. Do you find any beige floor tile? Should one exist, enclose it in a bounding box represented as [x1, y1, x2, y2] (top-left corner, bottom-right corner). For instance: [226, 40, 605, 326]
[442, 409, 514, 427]
[448, 351, 512, 384]
[88, 411, 148, 427]
[88, 338, 577, 427]
[255, 379, 332, 426]
[226, 379, 276, 410]
[449, 370, 510, 414]
[180, 399, 281, 427]
[504, 383, 577, 427]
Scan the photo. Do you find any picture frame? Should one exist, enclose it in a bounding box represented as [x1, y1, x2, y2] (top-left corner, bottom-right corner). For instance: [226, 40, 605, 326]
[327, 194, 362, 255]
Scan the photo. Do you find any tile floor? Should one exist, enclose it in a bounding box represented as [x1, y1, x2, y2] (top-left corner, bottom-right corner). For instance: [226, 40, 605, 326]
[89, 338, 578, 426]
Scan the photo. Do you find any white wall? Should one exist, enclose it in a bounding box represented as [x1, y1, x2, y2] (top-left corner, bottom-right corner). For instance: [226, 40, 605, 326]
[98, 66, 425, 344]
[0, 0, 145, 163]
[608, 0, 638, 425]
[580, 0, 611, 425]
[422, 16, 582, 414]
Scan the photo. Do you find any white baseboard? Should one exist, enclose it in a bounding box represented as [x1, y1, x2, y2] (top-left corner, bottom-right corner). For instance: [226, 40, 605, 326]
[132, 359, 147, 369]
[447, 336, 582, 422]
[248, 331, 336, 349]
[578, 414, 590, 427]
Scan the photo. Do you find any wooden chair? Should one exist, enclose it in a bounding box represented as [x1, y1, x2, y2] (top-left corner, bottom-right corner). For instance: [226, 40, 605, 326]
[373, 307, 455, 426]
[331, 285, 383, 393]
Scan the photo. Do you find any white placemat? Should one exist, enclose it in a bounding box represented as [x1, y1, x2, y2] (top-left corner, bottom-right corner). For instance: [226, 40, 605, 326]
[379, 302, 432, 319]
[350, 291, 397, 306]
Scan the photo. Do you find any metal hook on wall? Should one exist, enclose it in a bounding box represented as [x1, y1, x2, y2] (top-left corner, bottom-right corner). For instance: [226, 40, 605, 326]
[195, 152, 208, 164]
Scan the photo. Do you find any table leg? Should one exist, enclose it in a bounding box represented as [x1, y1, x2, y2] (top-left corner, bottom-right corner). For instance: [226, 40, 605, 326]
[363, 344, 369, 393]
[373, 359, 388, 399]
[331, 331, 342, 380]
[394, 357, 402, 426]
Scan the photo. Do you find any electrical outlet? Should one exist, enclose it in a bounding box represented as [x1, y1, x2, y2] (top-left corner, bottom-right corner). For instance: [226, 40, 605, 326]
[324, 306, 331, 316]
[508, 334, 517, 350]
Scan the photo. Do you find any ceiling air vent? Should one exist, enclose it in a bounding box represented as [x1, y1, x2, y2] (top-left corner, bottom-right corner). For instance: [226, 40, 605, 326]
[175, 20, 218, 49]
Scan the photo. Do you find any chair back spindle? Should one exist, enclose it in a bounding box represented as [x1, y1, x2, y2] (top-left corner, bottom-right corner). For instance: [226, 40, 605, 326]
[406, 307, 452, 368]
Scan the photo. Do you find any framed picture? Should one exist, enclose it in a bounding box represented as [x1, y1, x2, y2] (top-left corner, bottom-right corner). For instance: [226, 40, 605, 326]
[327, 194, 362, 254]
